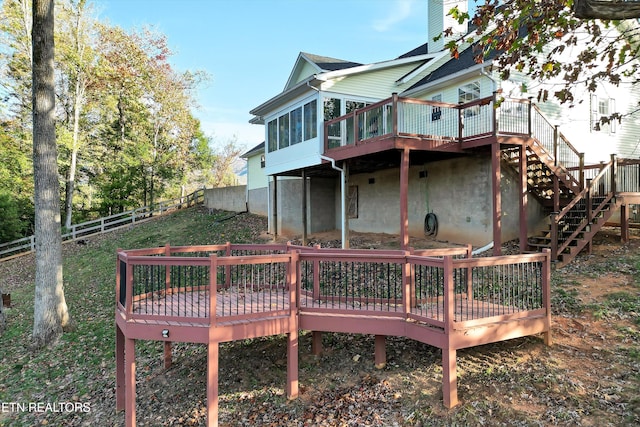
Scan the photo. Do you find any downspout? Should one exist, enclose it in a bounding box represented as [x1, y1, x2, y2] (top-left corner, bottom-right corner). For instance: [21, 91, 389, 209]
[319, 154, 347, 249]
[471, 241, 494, 256]
[480, 67, 499, 92]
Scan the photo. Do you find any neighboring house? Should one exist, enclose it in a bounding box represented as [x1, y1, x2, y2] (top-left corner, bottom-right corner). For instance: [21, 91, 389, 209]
[248, 1, 640, 265]
[241, 142, 268, 216]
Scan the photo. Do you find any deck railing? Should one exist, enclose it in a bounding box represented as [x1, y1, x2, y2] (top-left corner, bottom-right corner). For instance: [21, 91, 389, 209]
[117, 244, 550, 330]
[323, 94, 582, 173]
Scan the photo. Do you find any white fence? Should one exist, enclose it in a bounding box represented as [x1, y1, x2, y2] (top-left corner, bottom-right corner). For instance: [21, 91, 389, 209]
[0, 189, 204, 261]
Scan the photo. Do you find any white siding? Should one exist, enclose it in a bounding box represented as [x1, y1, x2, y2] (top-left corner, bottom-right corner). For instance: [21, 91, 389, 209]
[246, 153, 268, 191]
[321, 63, 432, 99]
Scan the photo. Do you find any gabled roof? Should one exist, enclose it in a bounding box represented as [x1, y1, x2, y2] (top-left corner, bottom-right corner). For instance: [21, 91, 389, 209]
[241, 141, 265, 159]
[252, 50, 440, 122]
[396, 43, 429, 59]
[402, 41, 502, 96]
[302, 52, 362, 72]
[284, 52, 362, 91]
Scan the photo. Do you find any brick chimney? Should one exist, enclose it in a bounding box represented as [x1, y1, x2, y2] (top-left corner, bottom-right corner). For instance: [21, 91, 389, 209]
[427, 0, 468, 54]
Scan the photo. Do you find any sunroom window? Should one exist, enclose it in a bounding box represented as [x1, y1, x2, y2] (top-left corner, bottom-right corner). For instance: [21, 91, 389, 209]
[304, 100, 317, 140]
[278, 113, 289, 149]
[290, 106, 302, 145]
[266, 99, 318, 153]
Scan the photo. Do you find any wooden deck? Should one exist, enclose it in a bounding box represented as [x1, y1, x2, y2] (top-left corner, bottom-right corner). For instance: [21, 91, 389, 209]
[131, 289, 533, 326]
[115, 243, 552, 427]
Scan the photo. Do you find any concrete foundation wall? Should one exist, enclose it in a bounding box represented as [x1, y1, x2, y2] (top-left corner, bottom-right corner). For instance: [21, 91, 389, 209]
[247, 187, 268, 216]
[264, 155, 547, 246]
[274, 178, 303, 236]
[339, 155, 545, 246]
[310, 178, 336, 233]
[204, 186, 246, 213]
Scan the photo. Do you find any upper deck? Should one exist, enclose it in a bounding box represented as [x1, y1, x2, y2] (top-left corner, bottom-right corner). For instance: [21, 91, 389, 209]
[322, 93, 535, 162]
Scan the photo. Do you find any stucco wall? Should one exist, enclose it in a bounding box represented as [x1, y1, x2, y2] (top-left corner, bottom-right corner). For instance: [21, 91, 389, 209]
[204, 186, 246, 213]
[247, 187, 268, 216]
[309, 178, 336, 233]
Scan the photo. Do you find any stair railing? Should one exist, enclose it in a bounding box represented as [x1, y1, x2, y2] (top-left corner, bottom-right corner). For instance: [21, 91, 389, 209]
[550, 155, 617, 259]
[529, 105, 585, 191]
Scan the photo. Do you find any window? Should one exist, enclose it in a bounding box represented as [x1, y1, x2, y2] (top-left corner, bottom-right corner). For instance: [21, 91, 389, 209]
[304, 100, 317, 140]
[591, 94, 616, 134]
[278, 113, 289, 149]
[266, 99, 319, 152]
[458, 82, 480, 116]
[290, 107, 302, 145]
[260, 154, 265, 168]
[267, 120, 278, 152]
[325, 98, 342, 148]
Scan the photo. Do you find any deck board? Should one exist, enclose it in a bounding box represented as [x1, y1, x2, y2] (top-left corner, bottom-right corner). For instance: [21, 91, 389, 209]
[129, 290, 528, 325]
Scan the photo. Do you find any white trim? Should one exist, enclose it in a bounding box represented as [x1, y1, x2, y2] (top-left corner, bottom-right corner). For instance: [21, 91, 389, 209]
[395, 51, 449, 85]
[316, 53, 441, 81]
[400, 62, 491, 98]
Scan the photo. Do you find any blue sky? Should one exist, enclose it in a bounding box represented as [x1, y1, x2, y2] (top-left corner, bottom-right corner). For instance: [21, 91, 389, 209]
[93, 0, 476, 151]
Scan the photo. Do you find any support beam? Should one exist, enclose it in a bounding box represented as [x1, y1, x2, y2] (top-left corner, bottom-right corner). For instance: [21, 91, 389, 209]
[115, 324, 125, 411]
[344, 162, 350, 249]
[621, 204, 629, 243]
[302, 170, 307, 246]
[491, 143, 502, 255]
[311, 331, 323, 355]
[273, 176, 278, 238]
[374, 335, 386, 369]
[519, 144, 528, 252]
[207, 342, 219, 427]
[124, 338, 136, 427]
[442, 347, 458, 408]
[400, 148, 410, 250]
[287, 330, 299, 399]
[164, 341, 172, 369]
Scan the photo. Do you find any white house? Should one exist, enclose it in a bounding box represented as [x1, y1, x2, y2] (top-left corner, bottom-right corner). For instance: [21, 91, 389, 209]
[247, 1, 640, 264]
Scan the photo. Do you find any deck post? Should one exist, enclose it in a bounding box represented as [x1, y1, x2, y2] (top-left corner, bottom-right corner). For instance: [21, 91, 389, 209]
[287, 330, 299, 399]
[400, 148, 410, 250]
[442, 255, 458, 407]
[542, 249, 553, 346]
[374, 335, 386, 369]
[311, 331, 323, 355]
[442, 347, 458, 408]
[207, 341, 219, 427]
[302, 169, 307, 246]
[287, 250, 299, 399]
[163, 342, 172, 369]
[344, 161, 350, 249]
[621, 204, 629, 243]
[586, 178, 593, 254]
[115, 324, 125, 411]
[124, 337, 136, 427]
[519, 144, 529, 252]
[273, 175, 278, 239]
[491, 142, 502, 255]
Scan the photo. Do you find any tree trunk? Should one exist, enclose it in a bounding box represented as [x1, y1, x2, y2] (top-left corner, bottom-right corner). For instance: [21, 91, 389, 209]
[32, 0, 71, 348]
[0, 290, 5, 335]
[64, 75, 83, 229]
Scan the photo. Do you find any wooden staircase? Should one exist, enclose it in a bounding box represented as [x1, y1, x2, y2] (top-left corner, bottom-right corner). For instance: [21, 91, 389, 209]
[503, 138, 620, 268]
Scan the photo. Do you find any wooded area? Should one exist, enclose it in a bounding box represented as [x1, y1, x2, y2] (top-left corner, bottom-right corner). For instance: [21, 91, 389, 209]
[0, 0, 240, 244]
